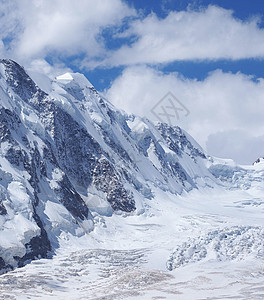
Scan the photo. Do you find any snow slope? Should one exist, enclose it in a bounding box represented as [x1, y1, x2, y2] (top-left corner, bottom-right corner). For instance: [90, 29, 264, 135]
[0, 179, 263, 299]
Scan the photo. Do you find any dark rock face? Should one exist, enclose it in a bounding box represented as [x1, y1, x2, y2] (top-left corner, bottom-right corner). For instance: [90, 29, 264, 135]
[97, 125, 132, 163]
[0, 257, 12, 275]
[253, 157, 263, 165]
[52, 173, 91, 221]
[157, 123, 206, 160]
[0, 257, 7, 270]
[93, 158, 135, 212]
[0, 201, 7, 215]
[0, 108, 20, 143]
[0, 59, 47, 105]
[17, 206, 52, 268]
[0, 108, 52, 270]
[51, 106, 101, 189]
[48, 105, 136, 213]
[131, 124, 197, 188]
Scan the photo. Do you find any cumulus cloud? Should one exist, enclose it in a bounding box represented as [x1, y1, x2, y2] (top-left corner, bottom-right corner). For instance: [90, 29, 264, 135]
[27, 58, 71, 78]
[99, 5, 264, 67]
[207, 130, 264, 165]
[105, 65, 264, 164]
[0, 0, 134, 62]
[1, 3, 264, 70]
[25, 58, 73, 93]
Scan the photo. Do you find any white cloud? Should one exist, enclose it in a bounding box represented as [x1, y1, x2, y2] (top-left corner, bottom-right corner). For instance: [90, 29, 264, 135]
[0, 40, 5, 56]
[25, 59, 73, 93]
[27, 58, 71, 78]
[0, 0, 134, 62]
[1, 3, 264, 69]
[2, 3, 264, 69]
[207, 130, 264, 165]
[105, 65, 264, 164]
[100, 5, 264, 67]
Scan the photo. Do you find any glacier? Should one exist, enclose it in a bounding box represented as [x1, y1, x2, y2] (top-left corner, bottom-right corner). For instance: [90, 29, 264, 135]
[0, 59, 263, 299]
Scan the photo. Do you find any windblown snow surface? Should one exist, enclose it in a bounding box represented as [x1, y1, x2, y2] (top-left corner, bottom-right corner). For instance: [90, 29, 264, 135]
[1, 163, 264, 300]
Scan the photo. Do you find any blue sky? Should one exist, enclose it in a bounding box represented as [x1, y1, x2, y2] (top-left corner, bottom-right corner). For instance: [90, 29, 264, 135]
[128, 0, 264, 21]
[63, 0, 264, 91]
[0, 0, 264, 164]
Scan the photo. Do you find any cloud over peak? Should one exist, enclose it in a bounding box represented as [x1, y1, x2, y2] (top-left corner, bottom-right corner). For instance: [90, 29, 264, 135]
[105, 65, 264, 164]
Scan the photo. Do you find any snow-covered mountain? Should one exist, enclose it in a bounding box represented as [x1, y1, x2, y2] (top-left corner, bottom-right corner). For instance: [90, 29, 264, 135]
[254, 157, 264, 166]
[0, 59, 262, 277]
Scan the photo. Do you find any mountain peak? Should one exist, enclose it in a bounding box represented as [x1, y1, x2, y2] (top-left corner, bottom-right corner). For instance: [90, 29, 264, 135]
[253, 157, 264, 166]
[55, 72, 94, 89]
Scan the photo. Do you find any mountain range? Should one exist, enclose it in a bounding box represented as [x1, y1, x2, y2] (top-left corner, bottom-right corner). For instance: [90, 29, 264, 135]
[0, 59, 263, 275]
